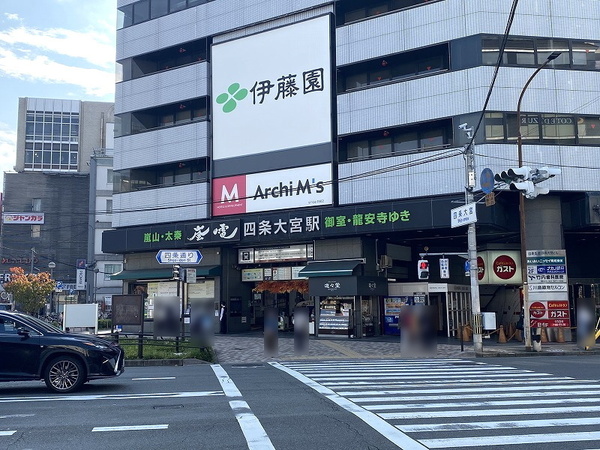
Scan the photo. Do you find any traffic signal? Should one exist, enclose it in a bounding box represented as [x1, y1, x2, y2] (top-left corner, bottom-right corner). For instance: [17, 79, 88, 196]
[172, 264, 180, 280]
[494, 166, 537, 198]
[532, 166, 561, 182]
[417, 259, 430, 280]
[495, 166, 561, 199]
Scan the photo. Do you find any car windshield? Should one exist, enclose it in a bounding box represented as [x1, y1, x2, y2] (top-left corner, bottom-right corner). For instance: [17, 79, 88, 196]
[16, 314, 64, 334]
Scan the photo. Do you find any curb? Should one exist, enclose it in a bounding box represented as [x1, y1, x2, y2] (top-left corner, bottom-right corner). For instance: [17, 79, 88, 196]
[477, 350, 600, 358]
[125, 358, 211, 367]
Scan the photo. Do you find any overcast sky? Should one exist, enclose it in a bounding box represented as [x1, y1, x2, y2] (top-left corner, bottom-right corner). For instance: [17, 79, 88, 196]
[0, 0, 116, 189]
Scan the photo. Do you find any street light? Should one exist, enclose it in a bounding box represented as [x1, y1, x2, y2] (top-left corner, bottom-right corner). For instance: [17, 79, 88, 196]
[516, 51, 561, 350]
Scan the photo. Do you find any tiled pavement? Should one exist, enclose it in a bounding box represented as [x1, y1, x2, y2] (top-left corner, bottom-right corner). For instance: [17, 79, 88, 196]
[212, 332, 598, 364]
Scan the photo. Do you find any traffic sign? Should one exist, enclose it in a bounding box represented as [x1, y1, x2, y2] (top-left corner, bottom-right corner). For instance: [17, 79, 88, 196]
[480, 168, 495, 194]
[450, 202, 477, 228]
[156, 250, 203, 265]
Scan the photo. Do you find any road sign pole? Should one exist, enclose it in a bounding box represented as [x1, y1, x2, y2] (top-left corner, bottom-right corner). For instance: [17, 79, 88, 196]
[463, 133, 483, 354]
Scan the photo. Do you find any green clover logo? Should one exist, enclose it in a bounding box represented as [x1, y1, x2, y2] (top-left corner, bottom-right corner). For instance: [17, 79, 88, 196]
[216, 82, 248, 113]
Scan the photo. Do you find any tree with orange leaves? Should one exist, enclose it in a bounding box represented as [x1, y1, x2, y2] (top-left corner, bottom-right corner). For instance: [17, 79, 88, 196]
[3, 267, 56, 314]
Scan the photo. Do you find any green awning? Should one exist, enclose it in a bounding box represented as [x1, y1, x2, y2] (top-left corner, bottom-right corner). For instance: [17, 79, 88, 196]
[110, 266, 221, 280]
[298, 260, 362, 278]
[110, 269, 173, 280]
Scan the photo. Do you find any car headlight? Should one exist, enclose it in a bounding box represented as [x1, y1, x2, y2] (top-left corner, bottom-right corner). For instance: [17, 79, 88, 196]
[84, 342, 109, 350]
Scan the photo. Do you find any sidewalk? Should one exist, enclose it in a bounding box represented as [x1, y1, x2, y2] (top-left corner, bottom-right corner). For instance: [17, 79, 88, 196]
[212, 332, 600, 364]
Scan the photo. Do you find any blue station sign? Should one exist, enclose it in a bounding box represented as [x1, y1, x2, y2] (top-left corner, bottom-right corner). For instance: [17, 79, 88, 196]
[156, 250, 203, 265]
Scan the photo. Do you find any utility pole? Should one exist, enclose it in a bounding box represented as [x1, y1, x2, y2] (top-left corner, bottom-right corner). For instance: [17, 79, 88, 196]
[461, 125, 483, 354]
[516, 51, 562, 350]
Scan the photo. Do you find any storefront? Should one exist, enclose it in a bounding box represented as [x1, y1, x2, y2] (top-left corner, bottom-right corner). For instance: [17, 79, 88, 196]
[300, 261, 388, 338]
[388, 282, 471, 338]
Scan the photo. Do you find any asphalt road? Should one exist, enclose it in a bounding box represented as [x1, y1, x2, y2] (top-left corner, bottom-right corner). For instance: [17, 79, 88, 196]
[1, 356, 599, 449]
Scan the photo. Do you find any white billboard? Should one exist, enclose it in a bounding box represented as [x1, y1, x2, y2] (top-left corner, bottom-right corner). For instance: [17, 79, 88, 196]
[211, 15, 332, 161]
[213, 163, 332, 216]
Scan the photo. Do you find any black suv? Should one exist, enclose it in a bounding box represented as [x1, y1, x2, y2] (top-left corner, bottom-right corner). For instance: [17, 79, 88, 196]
[0, 311, 124, 393]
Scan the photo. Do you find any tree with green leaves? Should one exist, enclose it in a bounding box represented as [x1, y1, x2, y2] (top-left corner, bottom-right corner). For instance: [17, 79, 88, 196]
[3, 267, 55, 314]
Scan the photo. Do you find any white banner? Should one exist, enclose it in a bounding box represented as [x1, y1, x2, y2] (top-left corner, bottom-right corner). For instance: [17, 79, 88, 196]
[212, 15, 332, 161]
[75, 269, 86, 290]
[3, 213, 44, 224]
[213, 164, 332, 216]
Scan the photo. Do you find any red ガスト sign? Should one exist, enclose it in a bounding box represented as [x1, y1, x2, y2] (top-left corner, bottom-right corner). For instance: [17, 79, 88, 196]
[477, 256, 485, 281]
[493, 255, 517, 280]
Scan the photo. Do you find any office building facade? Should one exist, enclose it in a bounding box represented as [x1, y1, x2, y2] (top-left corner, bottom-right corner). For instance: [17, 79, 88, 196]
[1, 98, 114, 310]
[106, 0, 600, 336]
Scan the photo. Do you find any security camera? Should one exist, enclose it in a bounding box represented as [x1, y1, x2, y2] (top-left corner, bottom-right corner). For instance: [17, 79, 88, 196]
[458, 123, 468, 130]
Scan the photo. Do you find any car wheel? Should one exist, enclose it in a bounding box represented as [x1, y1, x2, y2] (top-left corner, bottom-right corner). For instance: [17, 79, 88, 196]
[44, 356, 86, 393]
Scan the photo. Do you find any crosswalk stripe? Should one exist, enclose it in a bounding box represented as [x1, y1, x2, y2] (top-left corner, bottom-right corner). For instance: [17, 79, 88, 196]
[336, 383, 600, 396]
[311, 372, 551, 381]
[380, 405, 600, 420]
[420, 431, 600, 448]
[0, 431, 17, 436]
[350, 389, 600, 403]
[305, 370, 525, 378]
[322, 377, 578, 388]
[398, 416, 600, 432]
[364, 396, 600, 411]
[290, 366, 514, 374]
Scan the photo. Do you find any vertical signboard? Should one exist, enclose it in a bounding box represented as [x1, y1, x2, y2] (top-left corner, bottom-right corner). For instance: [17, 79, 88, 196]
[212, 15, 333, 162]
[526, 250, 570, 328]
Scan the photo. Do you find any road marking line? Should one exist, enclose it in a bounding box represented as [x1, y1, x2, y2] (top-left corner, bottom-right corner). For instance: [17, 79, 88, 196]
[289, 366, 518, 373]
[0, 431, 17, 436]
[350, 389, 600, 403]
[270, 362, 427, 450]
[309, 371, 545, 380]
[323, 376, 576, 387]
[92, 425, 168, 432]
[132, 377, 176, 381]
[364, 396, 600, 411]
[381, 405, 600, 420]
[420, 431, 600, 448]
[337, 383, 600, 397]
[399, 416, 600, 432]
[0, 391, 223, 404]
[211, 364, 275, 450]
[0, 414, 35, 419]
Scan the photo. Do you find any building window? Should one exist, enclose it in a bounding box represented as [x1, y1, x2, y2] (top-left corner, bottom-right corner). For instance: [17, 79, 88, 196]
[482, 35, 600, 71]
[107, 169, 114, 184]
[104, 264, 122, 281]
[337, 0, 444, 26]
[484, 112, 599, 145]
[24, 111, 79, 171]
[32, 198, 41, 212]
[115, 97, 207, 137]
[31, 225, 41, 238]
[339, 119, 452, 162]
[118, 38, 208, 82]
[106, 200, 113, 214]
[113, 158, 209, 193]
[118, 0, 214, 30]
[338, 44, 449, 93]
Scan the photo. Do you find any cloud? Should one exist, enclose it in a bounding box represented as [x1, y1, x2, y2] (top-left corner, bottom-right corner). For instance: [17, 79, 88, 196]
[0, 124, 17, 186]
[0, 26, 114, 68]
[0, 48, 114, 97]
[4, 13, 20, 21]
